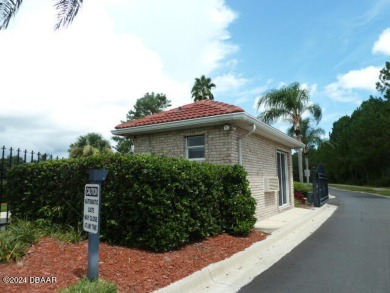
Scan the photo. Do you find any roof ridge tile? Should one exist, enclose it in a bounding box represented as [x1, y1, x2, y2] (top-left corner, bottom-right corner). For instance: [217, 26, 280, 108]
[115, 100, 245, 129]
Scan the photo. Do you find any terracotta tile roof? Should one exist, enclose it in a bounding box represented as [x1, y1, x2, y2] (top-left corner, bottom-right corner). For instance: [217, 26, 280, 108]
[115, 100, 245, 129]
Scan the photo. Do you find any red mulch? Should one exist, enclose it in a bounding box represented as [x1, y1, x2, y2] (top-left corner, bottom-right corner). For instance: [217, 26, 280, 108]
[0, 231, 267, 293]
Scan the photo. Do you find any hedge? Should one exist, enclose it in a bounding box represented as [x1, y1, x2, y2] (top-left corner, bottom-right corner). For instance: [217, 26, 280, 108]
[293, 181, 312, 196]
[5, 154, 256, 252]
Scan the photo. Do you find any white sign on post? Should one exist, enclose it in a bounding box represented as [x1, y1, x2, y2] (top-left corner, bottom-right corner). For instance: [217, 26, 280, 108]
[83, 184, 100, 234]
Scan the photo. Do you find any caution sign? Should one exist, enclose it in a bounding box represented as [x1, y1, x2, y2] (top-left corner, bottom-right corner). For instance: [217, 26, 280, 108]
[83, 184, 100, 234]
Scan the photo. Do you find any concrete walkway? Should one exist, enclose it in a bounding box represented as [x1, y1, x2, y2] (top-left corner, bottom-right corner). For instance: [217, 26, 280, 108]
[156, 198, 337, 293]
[254, 207, 316, 233]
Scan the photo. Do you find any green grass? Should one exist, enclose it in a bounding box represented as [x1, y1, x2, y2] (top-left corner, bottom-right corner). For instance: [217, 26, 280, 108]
[1, 203, 7, 212]
[0, 219, 85, 263]
[329, 184, 390, 197]
[59, 278, 118, 293]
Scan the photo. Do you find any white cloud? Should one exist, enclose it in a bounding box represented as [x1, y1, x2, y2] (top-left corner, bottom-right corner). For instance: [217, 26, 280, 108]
[300, 83, 318, 98]
[0, 0, 238, 155]
[325, 66, 380, 103]
[321, 112, 343, 123]
[214, 73, 249, 92]
[325, 83, 362, 104]
[373, 28, 390, 56]
[337, 66, 381, 90]
[101, 0, 238, 80]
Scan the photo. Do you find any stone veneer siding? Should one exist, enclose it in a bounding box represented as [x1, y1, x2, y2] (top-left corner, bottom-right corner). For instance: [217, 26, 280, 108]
[132, 124, 294, 220]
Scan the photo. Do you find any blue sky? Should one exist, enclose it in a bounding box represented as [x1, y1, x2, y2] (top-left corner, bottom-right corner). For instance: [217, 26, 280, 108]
[221, 0, 390, 133]
[0, 0, 389, 157]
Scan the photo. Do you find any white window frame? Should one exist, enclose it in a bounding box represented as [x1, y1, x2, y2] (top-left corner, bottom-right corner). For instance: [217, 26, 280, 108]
[186, 135, 205, 161]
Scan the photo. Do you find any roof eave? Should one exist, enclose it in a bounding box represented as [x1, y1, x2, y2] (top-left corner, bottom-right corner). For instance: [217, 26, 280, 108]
[111, 112, 304, 149]
[240, 113, 305, 149]
[111, 113, 241, 135]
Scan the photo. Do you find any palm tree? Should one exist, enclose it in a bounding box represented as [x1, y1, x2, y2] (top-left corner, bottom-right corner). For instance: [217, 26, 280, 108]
[288, 118, 325, 183]
[191, 75, 216, 101]
[0, 0, 83, 30]
[257, 82, 322, 182]
[69, 132, 112, 158]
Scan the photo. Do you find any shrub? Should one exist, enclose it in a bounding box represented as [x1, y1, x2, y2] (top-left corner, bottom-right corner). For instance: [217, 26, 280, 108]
[33, 219, 85, 243]
[294, 181, 312, 196]
[6, 154, 255, 252]
[294, 191, 306, 206]
[0, 220, 43, 263]
[0, 219, 44, 263]
[0, 235, 30, 263]
[294, 182, 312, 207]
[374, 176, 390, 187]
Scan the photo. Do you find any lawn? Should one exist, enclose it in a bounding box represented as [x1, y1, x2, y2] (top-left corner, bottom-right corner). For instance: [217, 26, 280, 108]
[329, 184, 390, 197]
[0, 203, 7, 213]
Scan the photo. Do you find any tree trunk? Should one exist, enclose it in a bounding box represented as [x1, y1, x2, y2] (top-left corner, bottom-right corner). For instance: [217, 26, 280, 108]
[297, 134, 304, 183]
[298, 149, 304, 183]
[305, 155, 309, 183]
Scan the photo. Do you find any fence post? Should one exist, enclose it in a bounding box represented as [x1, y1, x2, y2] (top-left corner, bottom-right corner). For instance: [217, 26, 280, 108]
[0, 146, 59, 230]
[312, 167, 320, 207]
[9, 147, 13, 169]
[0, 147, 5, 230]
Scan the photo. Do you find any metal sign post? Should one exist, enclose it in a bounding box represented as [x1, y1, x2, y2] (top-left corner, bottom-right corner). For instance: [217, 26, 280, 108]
[84, 169, 108, 281]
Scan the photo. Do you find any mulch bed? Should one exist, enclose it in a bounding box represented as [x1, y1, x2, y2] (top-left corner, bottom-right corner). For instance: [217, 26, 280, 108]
[0, 231, 267, 293]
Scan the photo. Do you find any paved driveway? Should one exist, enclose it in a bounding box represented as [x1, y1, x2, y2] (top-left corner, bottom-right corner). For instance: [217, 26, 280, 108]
[239, 188, 390, 293]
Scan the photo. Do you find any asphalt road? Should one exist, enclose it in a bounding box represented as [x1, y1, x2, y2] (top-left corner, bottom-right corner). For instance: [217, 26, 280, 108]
[239, 188, 390, 293]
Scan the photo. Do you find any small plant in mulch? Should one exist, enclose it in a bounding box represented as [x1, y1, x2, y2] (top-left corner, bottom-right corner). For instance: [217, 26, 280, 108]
[294, 181, 313, 208]
[0, 219, 84, 263]
[59, 278, 118, 293]
[0, 220, 39, 263]
[294, 191, 306, 205]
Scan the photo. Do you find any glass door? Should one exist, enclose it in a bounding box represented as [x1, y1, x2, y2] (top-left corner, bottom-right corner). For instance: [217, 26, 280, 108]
[277, 151, 289, 206]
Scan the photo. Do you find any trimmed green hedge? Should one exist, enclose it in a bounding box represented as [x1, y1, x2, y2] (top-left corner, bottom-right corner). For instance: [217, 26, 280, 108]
[6, 154, 255, 252]
[293, 181, 312, 196]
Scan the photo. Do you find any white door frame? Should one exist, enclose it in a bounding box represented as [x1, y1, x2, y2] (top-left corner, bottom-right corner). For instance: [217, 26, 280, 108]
[277, 151, 290, 207]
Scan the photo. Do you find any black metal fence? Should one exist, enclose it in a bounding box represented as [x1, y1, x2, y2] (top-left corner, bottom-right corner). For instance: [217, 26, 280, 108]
[311, 163, 329, 207]
[0, 146, 62, 229]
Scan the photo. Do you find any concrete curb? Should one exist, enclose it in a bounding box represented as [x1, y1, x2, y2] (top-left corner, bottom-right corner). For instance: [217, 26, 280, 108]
[155, 202, 337, 293]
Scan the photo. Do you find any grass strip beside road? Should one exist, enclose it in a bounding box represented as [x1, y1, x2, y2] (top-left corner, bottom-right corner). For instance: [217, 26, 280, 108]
[1, 203, 7, 212]
[329, 184, 390, 197]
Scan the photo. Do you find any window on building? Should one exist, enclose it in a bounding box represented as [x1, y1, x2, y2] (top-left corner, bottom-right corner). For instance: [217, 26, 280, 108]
[186, 135, 205, 160]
